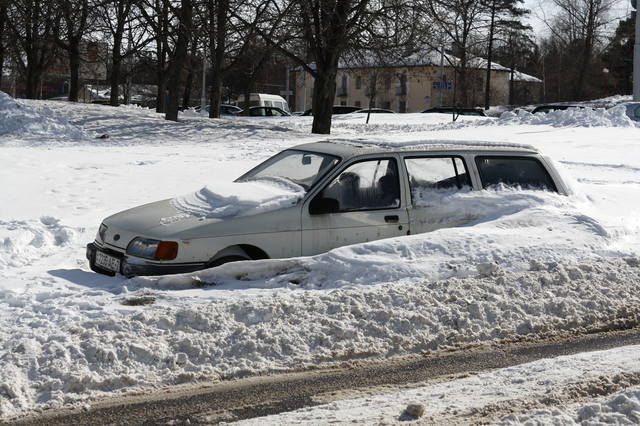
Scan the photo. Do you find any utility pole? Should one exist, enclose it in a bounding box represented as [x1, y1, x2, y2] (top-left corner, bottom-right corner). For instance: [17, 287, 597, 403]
[634, 0, 640, 101]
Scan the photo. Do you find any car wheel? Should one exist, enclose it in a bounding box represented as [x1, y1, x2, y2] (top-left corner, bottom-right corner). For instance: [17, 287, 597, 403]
[208, 255, 250, 268]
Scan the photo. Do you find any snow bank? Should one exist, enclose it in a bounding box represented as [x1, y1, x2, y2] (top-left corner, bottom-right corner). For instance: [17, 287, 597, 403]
[497, 386, 640, 425]
[170, 178, 305, 218]
[0, 92, 89, 140]
[2, 257, 640, 419]
[497, 105, 637, 128]
[0, 216, 75, 270]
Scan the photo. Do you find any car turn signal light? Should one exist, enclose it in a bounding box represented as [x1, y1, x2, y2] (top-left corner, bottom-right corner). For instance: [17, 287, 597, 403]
[155, 241, 179, 260]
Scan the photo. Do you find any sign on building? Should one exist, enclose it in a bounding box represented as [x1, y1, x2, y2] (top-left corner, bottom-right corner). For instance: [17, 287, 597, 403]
[432, 81, 453, 90]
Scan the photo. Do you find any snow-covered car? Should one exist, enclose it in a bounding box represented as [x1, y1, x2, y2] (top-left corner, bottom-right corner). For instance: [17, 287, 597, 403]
[86, 141, 570, 277]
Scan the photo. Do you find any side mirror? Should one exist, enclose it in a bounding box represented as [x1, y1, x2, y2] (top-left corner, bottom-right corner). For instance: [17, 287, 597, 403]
[309, 196, 340, 215]
[302, 155, 312, 165]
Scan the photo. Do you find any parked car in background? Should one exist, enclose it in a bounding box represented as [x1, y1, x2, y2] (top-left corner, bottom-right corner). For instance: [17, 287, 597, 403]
[236, 93, 290, 113]
[195, 104, 242, 115]
[87, 140, 569, 277]
[242, 106, 291, 117]
[422, 107, 486, 116]
[302, 106, 361, 116]
[354, 108, 395, 114]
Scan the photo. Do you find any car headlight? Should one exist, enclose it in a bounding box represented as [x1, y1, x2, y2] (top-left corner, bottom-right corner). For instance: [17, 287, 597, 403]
[126, 237, 178, 260]
[98, 223, 108, 242]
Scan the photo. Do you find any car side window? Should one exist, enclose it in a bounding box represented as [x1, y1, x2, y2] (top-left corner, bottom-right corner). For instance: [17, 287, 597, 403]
[310, 158, 400, 214]
[271, 108, 284, 116]
[475, 156, 557, 192]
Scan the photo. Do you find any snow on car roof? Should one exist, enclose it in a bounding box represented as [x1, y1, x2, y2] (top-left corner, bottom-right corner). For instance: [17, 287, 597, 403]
[294, 139, 538, 158]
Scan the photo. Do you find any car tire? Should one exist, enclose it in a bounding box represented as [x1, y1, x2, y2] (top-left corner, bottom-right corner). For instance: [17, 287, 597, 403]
[208, 255, 250, 268]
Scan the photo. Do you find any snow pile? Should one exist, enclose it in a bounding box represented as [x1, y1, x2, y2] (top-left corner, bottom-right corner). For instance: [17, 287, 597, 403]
[0, 216, 75, 270]
[0, 92, 89, 139]
[2, 257, 640, 419]
[496, 105, 637, 128]
[171, 178, 305, 218]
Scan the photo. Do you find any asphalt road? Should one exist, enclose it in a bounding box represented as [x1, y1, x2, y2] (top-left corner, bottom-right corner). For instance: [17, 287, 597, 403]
[9, 326, 640, 426]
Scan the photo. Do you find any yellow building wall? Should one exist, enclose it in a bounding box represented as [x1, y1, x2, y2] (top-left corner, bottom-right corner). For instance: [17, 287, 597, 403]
[294, 65, 512, 113]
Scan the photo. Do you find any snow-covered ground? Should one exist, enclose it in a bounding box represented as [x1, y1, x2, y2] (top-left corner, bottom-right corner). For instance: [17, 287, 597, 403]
[1, 91, 640, 421]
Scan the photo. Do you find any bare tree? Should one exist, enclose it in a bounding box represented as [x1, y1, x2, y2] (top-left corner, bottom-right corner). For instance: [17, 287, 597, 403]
[254, 0, 417, 134]
[478, 0, 529, 109]
[0, 0, 7, 89]
[164, 0, 192, 121]
[139, 0, 171, 112]
[53, 0, 93, 102]
[6, 0, 59, 98]
[545, 0, 617, 99]
[423, 0, 484, 107]
[98, 0, 150, 106]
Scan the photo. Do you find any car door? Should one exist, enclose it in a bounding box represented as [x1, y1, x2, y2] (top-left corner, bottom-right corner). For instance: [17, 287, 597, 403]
[403, 155, 479, 234]
[301, 156, 409, 256]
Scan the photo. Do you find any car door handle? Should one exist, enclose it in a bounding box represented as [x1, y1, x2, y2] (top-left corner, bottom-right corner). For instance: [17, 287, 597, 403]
[384, 215, 399, 223]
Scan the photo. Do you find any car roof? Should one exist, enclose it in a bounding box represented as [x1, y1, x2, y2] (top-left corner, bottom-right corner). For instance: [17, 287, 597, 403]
[292, 140, 539, 159]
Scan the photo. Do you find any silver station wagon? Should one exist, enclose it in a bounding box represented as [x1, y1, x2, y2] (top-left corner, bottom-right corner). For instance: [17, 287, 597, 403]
[87, 140, 569, 277]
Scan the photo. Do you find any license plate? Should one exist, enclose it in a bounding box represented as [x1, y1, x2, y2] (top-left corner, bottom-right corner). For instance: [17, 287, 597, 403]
[95, 250, 121, 273]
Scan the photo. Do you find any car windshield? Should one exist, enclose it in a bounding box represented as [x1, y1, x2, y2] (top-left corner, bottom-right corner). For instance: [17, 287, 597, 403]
[237, 150, 341, 191]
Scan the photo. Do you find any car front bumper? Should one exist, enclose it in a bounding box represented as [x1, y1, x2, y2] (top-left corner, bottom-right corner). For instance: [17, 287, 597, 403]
[86, 242, 206, 277]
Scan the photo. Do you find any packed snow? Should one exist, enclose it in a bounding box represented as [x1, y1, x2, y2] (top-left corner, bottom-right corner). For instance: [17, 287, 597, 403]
[238, 344, 640, 425]
[1, 93, 640, 421]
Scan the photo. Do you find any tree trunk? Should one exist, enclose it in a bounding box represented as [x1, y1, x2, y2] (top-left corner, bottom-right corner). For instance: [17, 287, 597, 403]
[26, 61, 40, 99]
[208, 0, 228, 119]
[311, 67, 337, 134]
[110, 31, 123, 106]
[165, 0, 192, 121]
[68, 43, 81, 102]
[484, 5, 496, 110]
[0, 2, 6, 89]
[209, 63, 223, 117]
[182, 63, 193, 109]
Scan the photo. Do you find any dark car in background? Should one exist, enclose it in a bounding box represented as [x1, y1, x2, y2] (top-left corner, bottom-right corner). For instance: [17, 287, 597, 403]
[243, 106, 291, 117]
[195, 104, 242, 115]
[422, 106, 486, 116]
[302, 106, 361, 116]
[354, 108, 395, 114]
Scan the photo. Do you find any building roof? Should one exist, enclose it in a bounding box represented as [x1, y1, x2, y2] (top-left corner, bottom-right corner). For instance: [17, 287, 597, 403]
[301, 49, 542, 84]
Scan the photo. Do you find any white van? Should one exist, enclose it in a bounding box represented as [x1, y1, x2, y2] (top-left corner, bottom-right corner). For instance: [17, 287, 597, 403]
[236, 93, 290, 113]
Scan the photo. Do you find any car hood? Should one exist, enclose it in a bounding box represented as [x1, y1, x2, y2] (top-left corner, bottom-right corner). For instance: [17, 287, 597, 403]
[102, 198, 301, 245]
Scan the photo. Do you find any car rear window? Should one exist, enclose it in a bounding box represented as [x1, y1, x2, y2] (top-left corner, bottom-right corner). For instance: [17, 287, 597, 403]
[475, 156, 557, 192]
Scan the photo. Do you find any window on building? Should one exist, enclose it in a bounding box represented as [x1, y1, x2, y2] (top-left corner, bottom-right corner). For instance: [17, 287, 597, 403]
[355, 100, 361, 107]
[396, 72, 407, 96]
[355, 76, 362, 89]
[382, 101, 391, 109]
[399, 100, 406, 113]
[338, 74, 348, 96]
